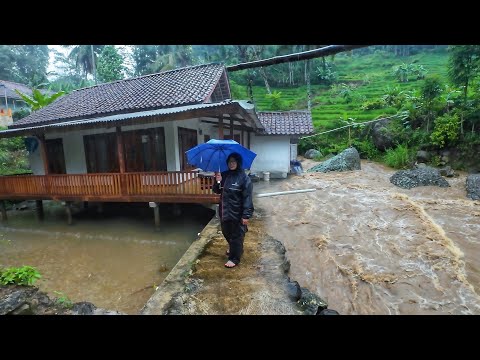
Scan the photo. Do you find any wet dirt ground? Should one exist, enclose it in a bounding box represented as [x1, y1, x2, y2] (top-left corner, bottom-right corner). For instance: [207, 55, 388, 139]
[165, 214, 303, 315]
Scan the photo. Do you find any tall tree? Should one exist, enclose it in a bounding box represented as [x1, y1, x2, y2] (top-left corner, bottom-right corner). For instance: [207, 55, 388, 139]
[0, 46, 49, 85]
[275, 45, 303, 86]
[193, 45, 237, 65]
[11, 45, 50, 87]
[132, 45, 173, 76]
[421, 76, 443, 132]
[97, 46, 124, 83]
[447, 45, 480, 134]
[148, 45, 195, 72]
[133, 45, 163, 76]
[65, 45, 104, 81]
[250, 45, 271, 94]
[0, 46, 15, 80]
[49, 47, 92, 91]
[304, 45, 325, 111]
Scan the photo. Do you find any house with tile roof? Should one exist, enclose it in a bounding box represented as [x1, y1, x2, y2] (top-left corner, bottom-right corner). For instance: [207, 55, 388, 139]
[0, 63, 313, 218]
[252, 111, 313, 177]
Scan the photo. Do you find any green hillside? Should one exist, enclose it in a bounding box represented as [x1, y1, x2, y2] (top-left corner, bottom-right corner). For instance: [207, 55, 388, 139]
[235, 47, 479, 171]
[248, 49, 449, 130]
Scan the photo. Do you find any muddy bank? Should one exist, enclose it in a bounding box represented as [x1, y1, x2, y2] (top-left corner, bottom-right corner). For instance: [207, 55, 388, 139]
[0, 284, 123, 315]
[162, 213, 327, 315]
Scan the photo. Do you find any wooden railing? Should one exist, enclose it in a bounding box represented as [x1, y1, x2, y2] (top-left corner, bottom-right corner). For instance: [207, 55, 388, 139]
[0, 171, 219, 203]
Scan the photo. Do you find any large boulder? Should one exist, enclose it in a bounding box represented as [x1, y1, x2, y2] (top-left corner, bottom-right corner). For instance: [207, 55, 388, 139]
[307, 147, 361, 173]
[305, 149, 322, 159]
[466, 174, 480, 200]
[390, 166, 450, 189]
[0, 285, 124, 315]
[371, 118, 396, 151]
[297, 287, 328, 315]
[416, 150, 431, 163]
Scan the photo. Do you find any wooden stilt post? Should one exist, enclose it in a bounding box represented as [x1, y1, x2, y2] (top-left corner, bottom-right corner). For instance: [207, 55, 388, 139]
[83, 201, 88, 209]
[116, 126, 126, 195]
[36, 200, 44, 221]
[154, 206, 160, 231]
[0, 200, 7, 222]
[218, 116, 224, 139]
[65, 201, 73, 225]
[172, 203, 181, 217]
[150, 202, 160, 231]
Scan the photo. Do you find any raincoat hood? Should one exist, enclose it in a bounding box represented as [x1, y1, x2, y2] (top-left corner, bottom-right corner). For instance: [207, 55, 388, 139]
[226, 152, 243, 170]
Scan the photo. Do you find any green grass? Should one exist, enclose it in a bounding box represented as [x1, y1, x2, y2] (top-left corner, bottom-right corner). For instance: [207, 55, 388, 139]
[247, 48, 449, 132]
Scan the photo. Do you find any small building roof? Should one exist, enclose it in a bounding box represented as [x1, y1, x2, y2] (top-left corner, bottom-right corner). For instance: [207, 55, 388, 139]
[257, 111, 314, 135]
[0, 80, 33, 100]
[10, 63, 230, 129]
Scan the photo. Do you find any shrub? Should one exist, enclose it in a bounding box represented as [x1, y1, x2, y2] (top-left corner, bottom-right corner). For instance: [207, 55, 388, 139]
[0, 265, 42, 286]
[352, 139, 381, 160]
[265, 91, 285, 110]
[54, 291, 74, 309]
[430, 113, 460, 148]
[383, 144, 413, 169]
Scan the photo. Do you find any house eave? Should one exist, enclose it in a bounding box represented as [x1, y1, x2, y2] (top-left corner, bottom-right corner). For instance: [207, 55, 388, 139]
[0, 101, 262, 138]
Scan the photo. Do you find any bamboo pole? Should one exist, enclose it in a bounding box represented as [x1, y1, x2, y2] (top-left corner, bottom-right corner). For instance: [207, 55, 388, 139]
[256, 188, 316, 198]
[227, 45, 367, 72]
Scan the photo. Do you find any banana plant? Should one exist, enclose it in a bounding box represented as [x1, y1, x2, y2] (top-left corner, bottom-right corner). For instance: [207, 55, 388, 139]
[14, 88, 65, 111]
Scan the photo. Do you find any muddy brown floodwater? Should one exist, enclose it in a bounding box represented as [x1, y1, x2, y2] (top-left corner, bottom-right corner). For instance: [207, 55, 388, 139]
[254, 159, 480, 314]
[0, 203, 214, 314]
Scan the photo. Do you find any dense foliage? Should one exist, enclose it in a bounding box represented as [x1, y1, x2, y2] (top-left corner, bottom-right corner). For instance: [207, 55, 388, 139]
[97, 46, 124, 83]
[0, 45, 49, 86]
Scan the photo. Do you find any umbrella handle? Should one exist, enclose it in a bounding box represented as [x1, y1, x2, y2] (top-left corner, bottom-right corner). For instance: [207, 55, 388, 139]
[215, 172, 221, 185]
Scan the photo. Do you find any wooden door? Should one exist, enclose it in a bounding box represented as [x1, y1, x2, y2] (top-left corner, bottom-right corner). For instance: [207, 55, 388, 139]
[123, 128, 167, 172]
[123, 130, 143, 172]
[84, 133, 119, 173]
[178, 127, 198, 170]
[145, 127, 167, 171]
[45, 138, 66, 174]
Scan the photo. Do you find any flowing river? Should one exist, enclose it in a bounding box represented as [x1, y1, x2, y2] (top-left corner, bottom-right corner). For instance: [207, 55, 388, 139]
[253, 160, 480, 314]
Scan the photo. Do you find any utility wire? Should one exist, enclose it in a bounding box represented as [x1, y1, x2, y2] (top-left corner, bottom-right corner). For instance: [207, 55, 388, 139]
[300, 111, 409, 139]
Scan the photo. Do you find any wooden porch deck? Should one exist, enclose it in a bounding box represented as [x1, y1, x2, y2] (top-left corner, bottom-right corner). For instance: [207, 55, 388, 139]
[0, 171, 220, 204]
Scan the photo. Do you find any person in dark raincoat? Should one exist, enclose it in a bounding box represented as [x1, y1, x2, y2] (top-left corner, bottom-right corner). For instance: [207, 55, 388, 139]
[212, 152, 254, 268]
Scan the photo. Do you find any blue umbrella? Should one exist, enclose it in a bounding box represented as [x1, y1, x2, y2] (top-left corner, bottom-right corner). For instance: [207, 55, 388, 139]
[186, 139, 257, 173]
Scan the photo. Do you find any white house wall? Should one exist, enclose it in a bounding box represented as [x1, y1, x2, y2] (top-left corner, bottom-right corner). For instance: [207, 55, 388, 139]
[27, 144, 44, 175]
[250, 135, 290, 178]
[62, 132, 88, 174]
[28, 118, 214, 175]
[29, 127, 116, 175]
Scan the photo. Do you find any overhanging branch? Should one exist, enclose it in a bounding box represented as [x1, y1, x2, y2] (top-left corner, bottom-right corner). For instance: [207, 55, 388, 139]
[227, 45, 369, 72]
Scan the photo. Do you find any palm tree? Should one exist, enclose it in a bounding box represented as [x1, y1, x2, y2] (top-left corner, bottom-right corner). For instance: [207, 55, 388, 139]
[149, 45, 194, 72]
[64, 45, 104, 81]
